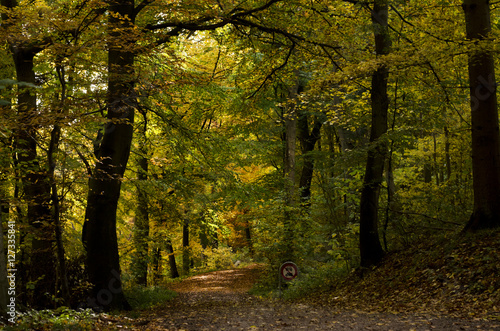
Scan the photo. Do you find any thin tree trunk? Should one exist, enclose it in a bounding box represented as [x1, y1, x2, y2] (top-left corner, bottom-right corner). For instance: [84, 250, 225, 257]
[433, 133, 440, 185]
[50, 64, 70, 305]
[182, 219, 190, 274]
[383, 153, 396, 251]
[166, 240, 179, 279]
[48, 123, 70, 305]
[444, 127, 452, 181]
[462, 0, 500, 231]
[297, 110, 322, 207]
[133, 122, 149, 286]
[82, 0, 136, 311]
[282, 81, 298, 261]
[359, 0, 391, 269]
[151, 247, 161, 283]
[245, 222, 253, 257]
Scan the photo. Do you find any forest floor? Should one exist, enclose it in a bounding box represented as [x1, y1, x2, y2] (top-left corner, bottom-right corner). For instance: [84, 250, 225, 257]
[102, 262, 500, 331]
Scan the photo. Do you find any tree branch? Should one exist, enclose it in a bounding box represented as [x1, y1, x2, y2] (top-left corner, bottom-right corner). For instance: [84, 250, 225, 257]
[247, 42, 295, 99]
[135, 0, 156, 15]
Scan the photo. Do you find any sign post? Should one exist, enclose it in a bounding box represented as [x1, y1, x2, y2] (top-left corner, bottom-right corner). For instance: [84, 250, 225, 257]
[278, 261, 298, 298]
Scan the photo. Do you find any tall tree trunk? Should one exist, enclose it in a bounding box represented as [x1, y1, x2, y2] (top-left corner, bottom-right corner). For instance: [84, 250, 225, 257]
[132, 123, 149, 286]
[13, 49, 56, 308]
[462, 0, 500, 231]
[48, 123, 70, 305]
[2, 0, 56, 307]
[50, 64, 70, 305]
[282, 82, 298, 261]
[82, 0, 136, 311]
[359, 0, 391, 269]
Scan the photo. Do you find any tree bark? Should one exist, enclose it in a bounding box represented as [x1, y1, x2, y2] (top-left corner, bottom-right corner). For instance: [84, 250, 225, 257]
[151, 247, 161, 283]
[0, 191, 8, 317]
[12, 48, 56, 308]
[48, 123, 71, 305]
[182, 219, 190, 274]
[359, 0, 391, 269]
[297, 110, 322, 207]
[462, 0, 500, 231]
[245, 221, 253, 257]
[444, 127, 452, 181]
[0, 103, 11, 317]
[132, 128, 149, 286]
[282, 81, 298, 261]
[166, 239, 179, 279]
[50, 64, 71, 305]
[82, 0, 136, 311]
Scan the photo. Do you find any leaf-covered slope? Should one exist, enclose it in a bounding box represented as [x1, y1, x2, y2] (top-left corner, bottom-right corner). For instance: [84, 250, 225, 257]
[322, 230, 500, 319]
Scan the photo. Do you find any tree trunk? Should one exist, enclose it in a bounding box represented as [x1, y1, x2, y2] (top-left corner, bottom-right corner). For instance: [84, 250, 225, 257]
[48, 123, 70, 305]
[297, 110, 322, 207]
[151, 247, 161, 284]
[359, 0, 391, 269]
[182, 219, 190, 274]
[0, 115, 10, 317]
[132, 130, 149, 286]
[166, 239, 179, 279]
[462, 0, 500, 231]
[12, 48, 56, 308]
[282, 82, 298, 261]
[0, 192, 8, 318]
[2, 2, 56, 306]
[245, 222, 253, 257]
[82, 0, 136, 311]
[50, 64, 70, 305]
[444, 127, 452, 181]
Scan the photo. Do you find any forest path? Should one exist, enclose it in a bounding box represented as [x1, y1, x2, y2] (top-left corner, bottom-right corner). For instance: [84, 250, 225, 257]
[129, 264, 500, 330]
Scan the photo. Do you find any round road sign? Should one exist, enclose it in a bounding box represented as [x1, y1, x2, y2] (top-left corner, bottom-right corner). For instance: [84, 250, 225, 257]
[279, 261, 298, 281]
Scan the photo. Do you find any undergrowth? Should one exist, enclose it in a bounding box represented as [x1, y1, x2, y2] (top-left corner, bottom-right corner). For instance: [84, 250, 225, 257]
[249, 260, 349, 299]
[124, 286, 177, 310]
[2, 307, 98, 331]
[1, 286, 177, 330]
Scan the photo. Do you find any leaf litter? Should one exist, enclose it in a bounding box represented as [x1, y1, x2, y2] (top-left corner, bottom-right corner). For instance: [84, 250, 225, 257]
[107, 249, 500, 331]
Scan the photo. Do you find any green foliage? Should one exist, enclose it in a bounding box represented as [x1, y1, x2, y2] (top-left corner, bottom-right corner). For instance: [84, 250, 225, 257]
[328, 223, 360, 271]
[280, 261, 349, 300]
[4, 308, 98, 331]
[124, 286, 177, 310]
[201, 246, 236, 271]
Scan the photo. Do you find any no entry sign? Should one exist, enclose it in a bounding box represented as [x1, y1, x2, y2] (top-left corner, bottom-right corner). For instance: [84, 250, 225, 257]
[279, 261, 298, 281]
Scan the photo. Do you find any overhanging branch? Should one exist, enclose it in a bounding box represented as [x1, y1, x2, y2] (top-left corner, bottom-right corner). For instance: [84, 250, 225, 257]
[247, 42, 295, 99]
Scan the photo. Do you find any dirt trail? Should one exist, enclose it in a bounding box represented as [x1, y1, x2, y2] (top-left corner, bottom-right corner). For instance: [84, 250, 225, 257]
[131, 264, 500, 330]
